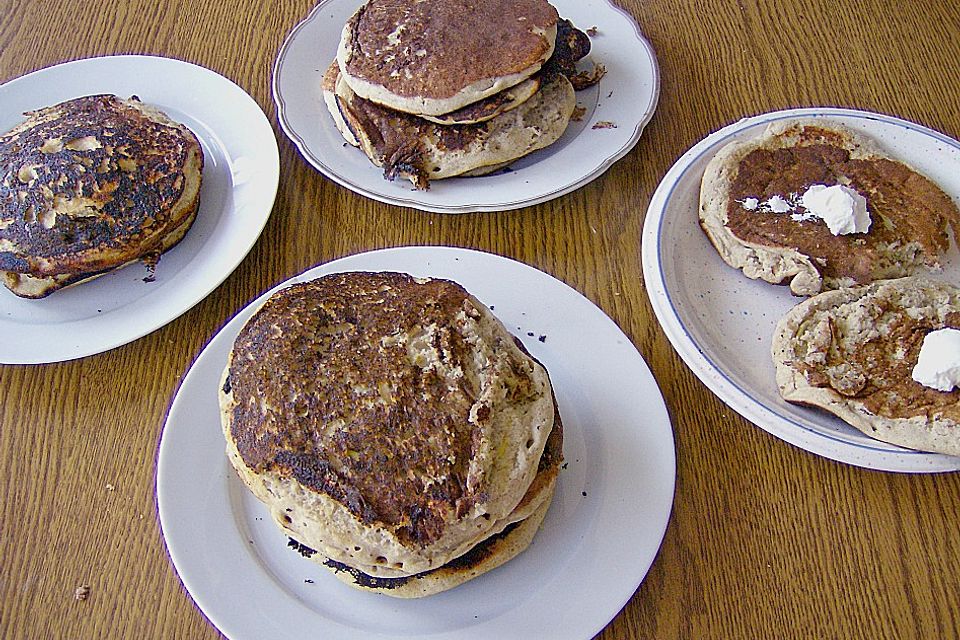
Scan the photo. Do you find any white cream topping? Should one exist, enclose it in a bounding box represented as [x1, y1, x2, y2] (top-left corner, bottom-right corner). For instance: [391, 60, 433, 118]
[912, 328, 960, 391]
[766, 195, 792, 213]
[739, 183, 871, 236]
[798, 184, 871, 235]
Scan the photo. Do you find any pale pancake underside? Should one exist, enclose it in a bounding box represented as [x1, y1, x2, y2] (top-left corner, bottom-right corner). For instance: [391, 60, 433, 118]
[772, 276, 960, 457]
[418, 76, 541, 125]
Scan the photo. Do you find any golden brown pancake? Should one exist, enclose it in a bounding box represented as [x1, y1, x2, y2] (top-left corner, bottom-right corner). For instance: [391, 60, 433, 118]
[773, 276, 960, 456]
[699, 120, 959, 296]
[220, 272, 557, 584]
[337, 0, 559, 117]
[0, 94, 203, 298]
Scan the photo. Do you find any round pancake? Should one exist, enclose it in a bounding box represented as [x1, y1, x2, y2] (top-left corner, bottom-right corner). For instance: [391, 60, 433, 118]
[327, 64, 575, 189]
[773, 276, 960, 456]
[337, 0, 558, 116]
[699, 119, 959, 296]
[0, 94, 203, 298]
[220, 272, 556, 577]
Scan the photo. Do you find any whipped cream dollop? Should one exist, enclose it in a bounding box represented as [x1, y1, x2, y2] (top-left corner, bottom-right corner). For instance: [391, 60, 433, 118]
[797, 184, 871, 235]
[739, 183, 871, 236]
[912, 328, 960, 391]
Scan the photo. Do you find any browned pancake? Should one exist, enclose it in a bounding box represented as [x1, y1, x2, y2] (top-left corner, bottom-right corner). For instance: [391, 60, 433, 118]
[0, 94, 203, 298]
[338, 0, 559, 116]
[221, 271, 556, 577]
[330, 66, 575, 189]
[773, 276, 960, 456]
[324, 19, 591, 188]
[700, 120, 960, 295]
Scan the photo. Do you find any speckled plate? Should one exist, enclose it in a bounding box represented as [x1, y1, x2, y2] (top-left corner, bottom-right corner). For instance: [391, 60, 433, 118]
[641, 107, 960, 472]
[272, 0, 658, 213]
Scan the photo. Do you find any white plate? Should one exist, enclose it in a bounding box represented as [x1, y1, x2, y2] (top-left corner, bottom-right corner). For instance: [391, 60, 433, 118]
[642, 107, 960, 472]
[158, 246, 675, 639]
[272, 0, 659, 213]
[0, 55, 279, 364]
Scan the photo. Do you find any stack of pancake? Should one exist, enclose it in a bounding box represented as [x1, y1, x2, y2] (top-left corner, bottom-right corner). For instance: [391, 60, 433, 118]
[220, 272, 563, 597]
[0, 95, 203, 298]
[323, 0, 598, 189]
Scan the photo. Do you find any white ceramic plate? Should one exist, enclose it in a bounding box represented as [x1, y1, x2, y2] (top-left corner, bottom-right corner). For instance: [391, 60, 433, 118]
[158, 246, 675, 639]
[642, 107, 960, 472]
[272, 0, 658, 213]
[0, 55, 279, 364]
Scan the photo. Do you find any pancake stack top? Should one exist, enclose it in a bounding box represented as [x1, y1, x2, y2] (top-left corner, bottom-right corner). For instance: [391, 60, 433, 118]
[325, 0, 599, 189]
[220, 272, 563, 597]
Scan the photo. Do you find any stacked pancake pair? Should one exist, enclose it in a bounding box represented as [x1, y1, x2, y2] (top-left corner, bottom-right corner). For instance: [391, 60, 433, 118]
[699, 119, 960, 456]
[323, 0, 597, 189]
[0, 95, 202, 298]
[220, 272, 563, 597]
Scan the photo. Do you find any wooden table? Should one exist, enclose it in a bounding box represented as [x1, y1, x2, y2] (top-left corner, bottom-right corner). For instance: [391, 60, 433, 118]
[2, 0, 959, 638]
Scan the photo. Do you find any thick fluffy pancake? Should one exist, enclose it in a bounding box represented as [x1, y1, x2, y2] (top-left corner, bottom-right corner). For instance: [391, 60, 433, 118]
[220, 272, 556, 577]
[773, 276, 960, 456]
[326, 64, 575, 189]
[337, 0, 558, 116]
[700, 119, 959, 296]
[0, 95, 203, 298]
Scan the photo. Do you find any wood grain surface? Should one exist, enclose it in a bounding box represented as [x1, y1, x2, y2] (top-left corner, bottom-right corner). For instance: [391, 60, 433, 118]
[2, 0, 959, 638]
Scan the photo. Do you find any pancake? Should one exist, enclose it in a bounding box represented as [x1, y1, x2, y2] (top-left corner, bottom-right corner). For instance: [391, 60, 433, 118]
[337, 0, 559, 117]
[284, 394, 562, 596]
[326, 64, 575, 189]
[773, 276, 960, 456]
[0, 94, 203, 298]
[699, 119, 959, 296]
[220, 272, 557, 581]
